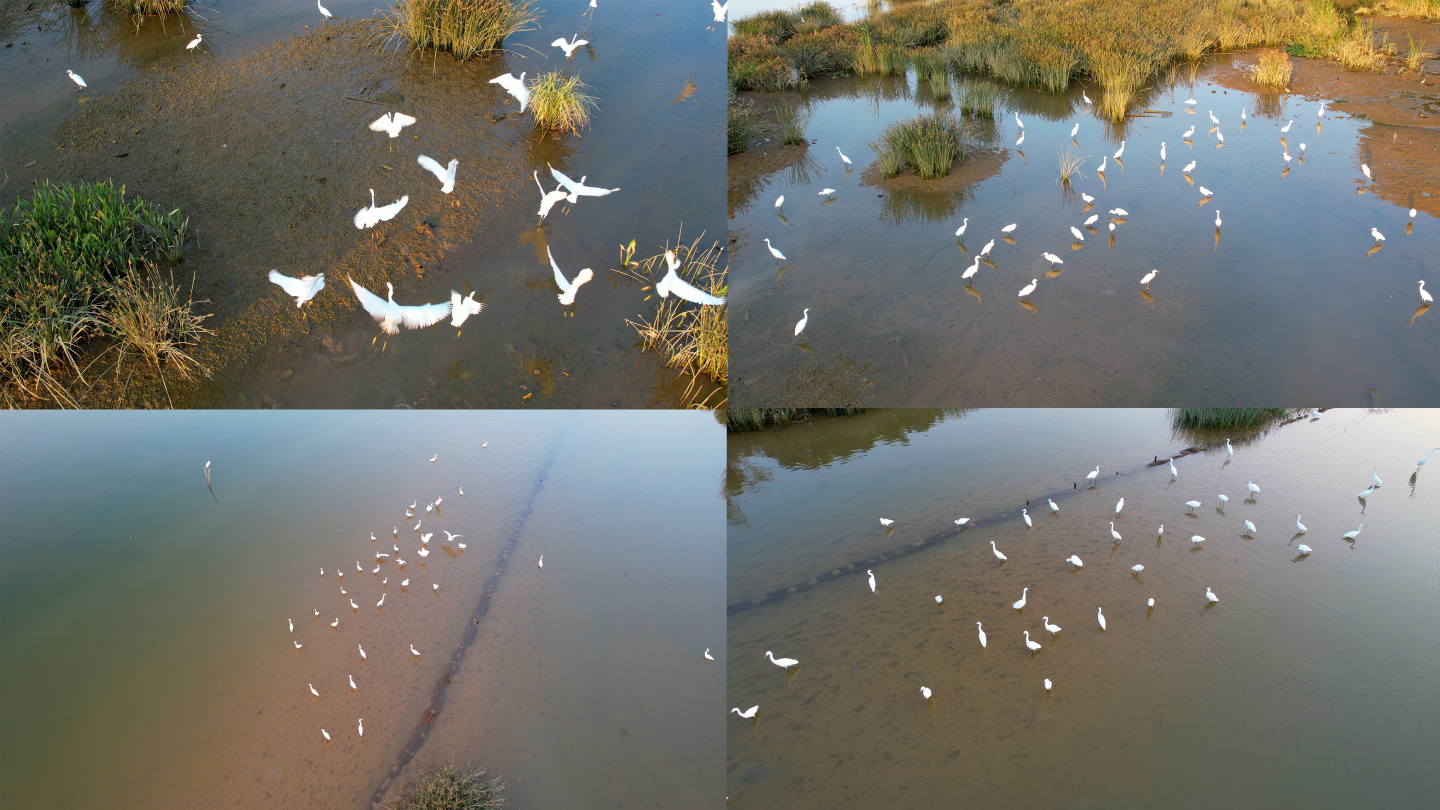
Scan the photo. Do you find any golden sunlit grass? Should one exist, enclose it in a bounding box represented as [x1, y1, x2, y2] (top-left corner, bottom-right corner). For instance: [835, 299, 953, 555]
[1250, 48, 1294, 87]
[1400, 34, 1435, 73]
[376, 0, 538, 62]
[621, 234, 726, 408]
[527, 72, 598, 133]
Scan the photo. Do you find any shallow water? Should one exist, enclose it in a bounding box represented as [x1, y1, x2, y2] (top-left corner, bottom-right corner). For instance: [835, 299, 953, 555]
[728, 408, 1440, 808]
[0, 410, 724, 809]
[728, 62, 1440, 405]
[1, 0, 724, 407]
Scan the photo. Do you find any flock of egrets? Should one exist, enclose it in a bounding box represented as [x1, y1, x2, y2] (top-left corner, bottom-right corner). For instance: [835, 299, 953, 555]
[763, 83, 1428, 341]
[733, 429, 1439, 723]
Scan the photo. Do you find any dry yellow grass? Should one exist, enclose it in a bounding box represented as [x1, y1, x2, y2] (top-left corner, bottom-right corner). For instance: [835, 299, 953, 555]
[1250, 48, 1294, 87]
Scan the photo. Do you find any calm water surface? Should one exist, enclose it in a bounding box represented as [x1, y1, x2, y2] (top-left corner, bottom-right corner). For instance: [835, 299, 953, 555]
[728, 408, 1440, 808]
[729, 62, 1440, 405]
[1, 410, 724, 810]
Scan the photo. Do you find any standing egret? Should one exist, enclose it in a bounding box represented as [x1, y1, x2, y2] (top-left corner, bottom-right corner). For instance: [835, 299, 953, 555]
[1244, 519, 1257, 534]
[1022, 508, 1033, 527]
[489, 72, 529, 113]
[309, 683, 320, 697]
[1001, 223, 1018, 235]
[1148, 598, 1155, 607]
[1419, 281, 1432, 304]
[349, 674, 357, 690]
[1208, 110, 1219, 125]
[775, 195, 783, 209]
[1371, 227, 1385, 244]
[294, 640, 303, 649]
[547, 246, 593, 307]
[331, 617, 339, 628]
[1358, 484, 1374, 499]
[1016, 130, 1025, 147]
[1023, 631, 1042, 652]
[1013, 587, 1029, 610]
[1343, 524, 1364, 539]
[963, 255, 981, 279]
[1114, 140, 1126, 159]
[318, 0, 333, 19]
[1160, 142, 1166, 162]
[1018, 279, 1038, 299]
[1216, 130, 1224, 143]
[402, 578, 409, 587]
[358, 719, 363, 738]
[1296, 544, 1312, 555]
[349, 598, 359, 609]
[1226, 438, 1233, 456]
[980, 238, 996, 257]
[1015, 111, 1024, 129]
[1183, 160, 1196, 174]
[368, 112, 417, 138]
[358, 644, 366, 660]
[763, 238, 787, 264]
[1070, 122, 1079, 138]
[1087, 466, 1101, 485]
[1045, 678, 1053, 693]
[1098, 156, 1107, 173]
[920, 685, 933, 700]
[1109, 209, 1130, 219]
[1131, 565, 1144, 574]
[377, 593, 386, 607]
[288, 618, 294, 632]
[835, 146, 852, 167]
[657, 249, 725, 305]
[818, 188, 836, 199]
[1419, 448, 1439, 467]
[1158, 525, 1164, 537]
[1070, 226, 1085, 242]
[976, 622, 987, 647]
[1096, 607, 1106, 630]
[934, 595, 943, 606]
[1218, 494, 1229, 505]
[1048, 498, 1059, 512]
[867, 569, 876, 593]
[1372, 468, 1383, 487]
[1116, 497, 1125, 515]
[1199, 185, 1213, 197]
[1082, 193, 1095, 203]
[1084, 214, 1099, 227]
[551, 34, 589, 58]
[1296, 515, 1308, 533]
[794, 308, 809, 337]
[1362, 163, 1372, 182]
[1247, 481, 1261, 497]
[1205, 587, 1218, 604]
[765, 651, 799, 669]
[1191, 535, 1205, 547]
[322, 729, 331, 741]
[955, 518, 971, 525]
[731, 706, 760, 719]
[879, 518, 894, 528]
[1183, 125, 1195, 139]
[991, 541, 1007, 561]
[410, 644, 420, 656]
[1085, 90, 1094, 104]
[956, 218, 969, 237]
[1043, 617, 1062, 635]
[1410, 208, 1417, 219]
[67, 69, 87, 89]
[1281, 119, 1293, 132]
[1066, 555, 1083, 568]
[416, 156, 459, 193]
[1110, 522, 1122, 542]
[187, 33, 203, 50]
[1168, 457, 1178, 477]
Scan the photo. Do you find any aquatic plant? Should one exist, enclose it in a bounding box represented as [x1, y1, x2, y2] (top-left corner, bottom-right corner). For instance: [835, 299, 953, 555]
[1170, 408, 1291, 430]
[775, 105, 810, 146]
[879, 113, 970, 179]
[105, 0, 188, 14]
[103, 262, 214, 396]
[376, 0, 538, 62]
[527, 72, 598, 133]
[1400, 34, 1434, 73]
[869, 139, 905, 178]
[389, 761, 506, 810]
[1, 180, 195, 405]
[929, 74, 952, 103]
[1057, 149, 1088, 186]
[1250, 49, 1293, 88]
[727, 408, 867, 432]
[622, 235, 727, 408]
[956, 79, 998, 118]
[728, 103, 755, 154]
[1357, 0, 1440, 22]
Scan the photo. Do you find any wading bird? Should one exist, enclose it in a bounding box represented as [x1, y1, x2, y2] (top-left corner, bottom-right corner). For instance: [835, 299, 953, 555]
[1373, 468, 1383, 487]
[1160, 142, 1166, 162]
[1208, 110, 1219, 125]
[1070, 226, 1085, 242]
[1109, 208, 1129, 217]
[976, 622, 987, 647]
[1067, 555, 1083, 568]
[775, 195, 783, 209]
[547, 246, 593, 307]
[867, 569, 877, 592]
[1199, 185, 1213, 197]
[1183, 160, 1196, 174]
[731, 705, 759, 719]
[1248, 481, 1261, 497]
[1018, 279, 1037, 300]
[1043, 252, 1064, 267]
[991, 541, 1007, 561]
[1097, 607, 1106, 630]
[416, 155, 458, 193]
[551, 34, 588, 58]
[534, 171, 570, 219]
[66, 69, 87, 89]
[1087, 466, 1100, 485]
[1132, 565, 1144, 574]
[963, 255, 980, 279]
[1191, 535, 1205, 547]
[1182, 125, 1194, 139]
[818, 188, 835, 199]
[1022, 508, 1033, 528]
[1048, 498, 1059, 512]
[1218, 494, 1229, 505]
[1244, 519, 1257, 534]
[489, 72, 529, 112]
[1045, 679, 1053, 692]
[369, 112, 417, 138]
[1169, 457, 1178, 477]
[1044, 617, 1061, 636]
[1281, 119, 1292, 132]
[1186, 500, 1202, 512]
[1085, 214, 1098, 227]
[1098, 156, 1107, 173]
[1419, 281, 1432, 304]
[1014, 587, 1029, 610]
[1362, 163, 1372, 182]
[187, 33, 202, 50]
[955, 218, 968, 237]
[920, 685, 933, 700]
[310, 683, 319, 697]
[1001, 223, 1017, 235]
[1111, 522, 1122, 542]
[318, 0, 333, 19]
[1296, 515, 1307, 533]
[1343, 524, 1364, 539]
[981, 238, 996, 257]
[1215, 210, 1222, 229]
[766, 651, 799, 669]
[835, 146, 851, 167]
[1296, 544, 1312, 555]
[1372, 227, 1385, 244]
[1114, 140, 1126, 159]
[764, 238, 786, 264]
[349, 279, 451, 338]
[1015, 111, 1024, 128]
[350, 674, 357, 690]
[1206, 587, 1219, 604]
[322, 729, 330, 741]
[657, 249, 725, 305]
[410, 644, 420, 656]
[1070, 122, 1079, 138]
[794, 308, 809, 336]
[1024, 631, 1042, 652]
[269, 271, 325, 307]
[353, 189, 408, 229]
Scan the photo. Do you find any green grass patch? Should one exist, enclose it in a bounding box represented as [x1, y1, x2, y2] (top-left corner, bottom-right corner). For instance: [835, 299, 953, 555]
[879, 113, 971, 179]
[728, 103, 755, 154]
[527, 71, 598, 133]
[929, 74, 952, 102]
[775, 105, 810, 145]
[1170, 408, 1290, 430]
[375, 0, 538, 62]
[956, 79, 998, 118]
[388, 762, 505, 810]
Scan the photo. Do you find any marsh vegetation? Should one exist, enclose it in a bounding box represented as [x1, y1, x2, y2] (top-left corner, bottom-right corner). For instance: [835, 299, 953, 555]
[527, 71, 598, 133]
[389, 762, 506, 810]
[376, 0, 539, 61]
[622, 234, 727, 408]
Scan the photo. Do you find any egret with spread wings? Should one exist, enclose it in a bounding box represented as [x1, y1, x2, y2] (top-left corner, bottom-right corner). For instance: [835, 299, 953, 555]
[656, 250, 724, 305]
[347, 278, 451, 348]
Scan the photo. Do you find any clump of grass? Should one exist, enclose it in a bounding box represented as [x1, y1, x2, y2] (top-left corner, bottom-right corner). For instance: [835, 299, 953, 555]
[879, 113, 970, 179]
[527, 72, 598, 133]
[1250, 49, 1293, 88]
[389, 762, 505, 810]
[911, 49, 941, 82]
[956, 80, 998, 118]
[728, 103, 755, 154]
[1331, 20, 1391, 71]
[728, 408, 866, 432]
[1170, 408, 1290, 430]
[622, 235, 727, 407]
[1401, 34, 1434, 73]
[869, 139, 905, 177]
[106, 0, 187, 14]
[375, 0, 538, 62]
[103, 262, 214, 397]
[1, 180, 195, 406]
[928, 74, 952, 102]
[1058, 149, 1088, 186]
[1359, 0, 1440, 22]
[775, 105, 810, 145]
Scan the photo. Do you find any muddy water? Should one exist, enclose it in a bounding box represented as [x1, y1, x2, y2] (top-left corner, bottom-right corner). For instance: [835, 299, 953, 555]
[728, 60, 1440, 406]
[2, 0, 724, 407]
[727, 408, 1440, 808]
[0, 410, 724, 810]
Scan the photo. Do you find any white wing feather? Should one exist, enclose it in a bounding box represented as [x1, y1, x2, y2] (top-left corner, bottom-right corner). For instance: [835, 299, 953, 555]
[659, 269, 725, 305]
[269, 270, 325, 306]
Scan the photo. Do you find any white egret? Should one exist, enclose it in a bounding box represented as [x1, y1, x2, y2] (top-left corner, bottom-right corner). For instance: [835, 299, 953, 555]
[1024, 631, 1042, 652]
[358, 644, 366, 660]
[1015, 111, 1024, 128]
[551, 34, 589, 58]
[489, 72, 529, 113]
[991, 541, 1007, 561]
[731, 706, 759, 719]
[1066, 555, 1083, 568]
[1013, 587, 1029, 610]
[1184, 97, 1196, 105]
[1300, 144, 1306, 154]
[1205, 587, 1218, 604]
[980, 238, 996, 257]
[1116, 497, 1125, 514]
[1190, 535, 1205, 547]
[1283, 152, 1292, 165]
[835, 146, 852, 166]
[459, 487, 464, 495]
[1226, 438, 1233, 456]
[963, 255, 981, 279]
[318, 0, 333, 19]
[1001, 223, 1017, 235]
[775, 196, 783, 208]
[920, 686, 933, 699]
[1114, 140, 1126, 159]
[1048, 498, 1060, 512]
[1098, 156, 1107, 173]
[1281, 119, 1292, 132]
[314, 608, 320, 616]
[818, 188, 835, 199]
[956, 218, 968, 237]
[1158, 525, 1164, 536]
[426, 503, 433, 512]
[1087, 466, 1101, 484]
[1168, 457, 1178, 478]
[1043, 617, 1061, 635]
[1022, 508, 1033, 528]
[1296, 515, 1307, 533]
[1248, 481, 1260, 497]
[549, 165, 620, 202]
[1131, 564, 1144, 573]
[711, 1, 729, 25]
[1419, 281, 1432, 304]
[1372, 468, 1383, 487]
[934, 595, 943, 605]
[1244, 519, 1257, 534]
[377, 593, 386, 607]
[534, 171, 570, 219]
[1085, 90, 1094, 104]
[416, 156, 459, 193]
[1183, 160, 1196, 174]
[1372, 227, 1385, 243]
[794, 308, 809, 336]
[294, 640, 303, 649]
[1215, 209, 1224, 228]
[1199, 185, 1213, 197]
[322, 729, 331, 741]
[1018, 279, 1038, 299]
[1147, 598, 1155, 607]
[1096, 607, 1106, 630]
[955, 517, 971, 525]
[657, 249, 725, 305]
[268, 270, 326, 308]
[1109, 207, 1129, 217]
[1218, 494, 1229, 505]
[331, 617, 339, 628]
[1208, 110, 1219, 125]
[1016, 130, 1025, 146]
[357, 561, 363, 572]
[1139, 269, 1159, 289]
[401, 578, 409, 587]
[349, 598, 359, 609]
[1358, 485, 1373, 499]
[310, 683, 320, 697]
[1296, 544, 1312, 555]
[1070, 122, 1079, 138]
[1182, 125, 1194, 139]
[1070, 226, 1085, 242]
[443, 531, 461, 542]
[349, 674, 357, 690]
[1216, 131, 1224, 143]
[449, 290, 483, 333]
[765, 651, 799, 669]
[187, 33, 203, 50]
[1109, 222, 1115, 232]
[867, 569, 876, 593]
[1084, 214, 1099, 227]
[1410, 208, 1417, 218]
[547, 246, 593, 307]
[1082, 193, 1095, 203]
[976, 622, 987, 647]
[353, 189, 408, 229]
[1343, 524, 1364, 539]
[702, 648, 716, 662]
[1419, 448, 1439, 466]
[368, 112, 417, 139]
[1361, 163, 1371, 181]
[1110, 522, 1122, 542]
[288, 618, 294, 632]
[67, 69, 88, 89]
[410, 644, 420, 656]
[358, 719, 363, 737]
[1160, 142, 1166, 162]
[763, 238, 787, 263]
[879, 518, 894, 528]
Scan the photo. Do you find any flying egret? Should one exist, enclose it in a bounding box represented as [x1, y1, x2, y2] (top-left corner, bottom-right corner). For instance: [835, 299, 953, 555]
[443, 531, 461, 543]
[1226, 438, 1233, 456]
[1296, 544, 1312, 555]
[1372, 468, 1383, 487]
[534, 171, 570, 219]
[410, 644, 420, 656]
[353, 189, 408, 229]
[1070, 226, 1085, 242]
[1186, 500, 1201, 512]
[1419, 448, 1439, 467]
[1131, 564, 1144, 573]
[1066, 555, 1083, 568]
[1191, 535, 1205, 547]
[1248, 481, 1260, 497]
[794, 308, 809, 336]
[1019, 279, 1037, 299]
[1109, 208, 1129, 217]
[489, 72, 529, 112]
[1013, 587, 1029, 610]
[416, 156, 458, 193]
[349, 279, 452, 337]
[187, 33, 203, 50]
[1024, 631, 1042, 652]
[765, 651, 799, 669]
[1215, 210, 1222, 228]
[1419, 281, 1432, 304]
[657, 249, 725, 305]
[1372, 227, 1385, 243]
[449, 291, 483, 333]
[1087, 466, 1100, 485]
[775, 195, 783, 209]
[731, 705, 759, 719]
[920, 685, 933, 700]
[368, 112, 417, 138]
[1281, 119, 1292, 132]
[1116, 498, 1125, 514]
[1097, 607, 1106, 630]
[551, 34, 589, 58]
[549, 165, 620, 202]
[867, 569, 876, 593]
[711, 1, 729, 26]
[1182, 125, 1194, 139]
[358, 644, 366, 660]
[1358, 485, 1373, 499]
[976, 622, 987, 647]
[322, 729, 331, 741]
[547, 246, 593, 307]
[1183, 160, 1196, 174]
[1110, 522, 1122, 542]
[1205, 587, 1218, 604]
[309, 683, 319, 697]
[1022, 508, 1033, 527]
[1208, 110, 1219, 125]
[818, 188, 835, 199]
[318, 0, 333, 19]
[980, 238, 996, 257]
[1361, 163, 1371, 181]
[956, 218, 968, 237]
[1218, 494, 1229, 505]
[963, 255, 981, 279]
[1199, 185, 1213, 197]
[991, 541, 1007, 561]
[763, 238, 787, 264]
[1084, 214, 1099, 227]
[1070, 122, 1079, 138]
[1001, 223, 1017, 235]
[1043, 617, 1061, 636]
[1114, 140, 1126, 159]
[1343, 524, 1364, 539]
[1048, 498, 1060, 512]
[835, 146, 852, 166]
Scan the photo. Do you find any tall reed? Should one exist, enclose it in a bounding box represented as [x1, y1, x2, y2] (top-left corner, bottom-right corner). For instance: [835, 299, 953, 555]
[376, 0, 538, 61]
